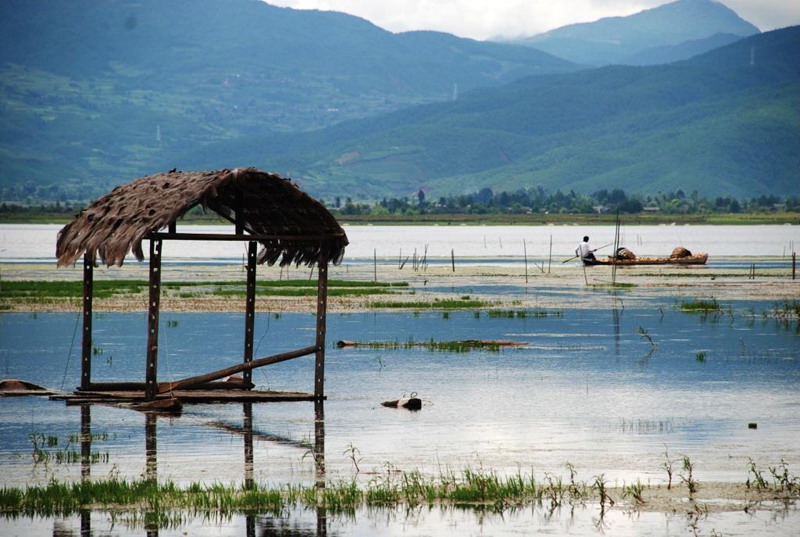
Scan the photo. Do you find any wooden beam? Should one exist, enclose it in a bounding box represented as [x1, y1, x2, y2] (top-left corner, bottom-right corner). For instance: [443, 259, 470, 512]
[80, 254, 93, 391]
[157, 345, 319, 394]
[145, 239, 163, 400]
[146, 231, 344, 242]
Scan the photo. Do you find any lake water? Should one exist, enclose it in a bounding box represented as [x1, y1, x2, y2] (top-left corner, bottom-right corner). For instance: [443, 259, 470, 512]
[2, 303, 799, 535]
[1, 224, 799, 535]
[1, 223, 798, 264]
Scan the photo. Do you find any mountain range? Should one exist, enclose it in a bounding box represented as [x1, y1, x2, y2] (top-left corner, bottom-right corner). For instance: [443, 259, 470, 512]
[0, 0, 797, 203]
[177, 26, 800, 200]
[514, 0, 760, 66]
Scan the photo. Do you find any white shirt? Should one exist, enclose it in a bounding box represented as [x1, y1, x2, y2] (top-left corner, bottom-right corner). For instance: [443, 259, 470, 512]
[576, 241, 592, 258]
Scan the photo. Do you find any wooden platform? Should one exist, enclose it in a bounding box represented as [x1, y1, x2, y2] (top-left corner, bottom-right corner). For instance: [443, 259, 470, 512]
[52, 389, 322, 406]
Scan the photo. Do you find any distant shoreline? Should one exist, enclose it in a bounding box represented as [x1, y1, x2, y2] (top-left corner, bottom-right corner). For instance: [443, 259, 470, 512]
[1, 211, 799, 226]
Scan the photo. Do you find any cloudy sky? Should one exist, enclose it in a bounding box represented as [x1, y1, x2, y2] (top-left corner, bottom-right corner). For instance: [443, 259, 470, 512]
[265, 0, 800, 40]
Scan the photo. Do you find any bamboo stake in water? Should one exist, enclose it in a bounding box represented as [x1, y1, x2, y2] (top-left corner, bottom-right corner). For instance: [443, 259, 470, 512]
[451, 249, 455, 272]
[523, 239, 528, 284]
[612, 212, 621, 285]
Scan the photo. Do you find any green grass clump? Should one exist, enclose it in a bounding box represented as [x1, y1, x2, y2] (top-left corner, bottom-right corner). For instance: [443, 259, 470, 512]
[679, 298, 721, 313]
[369, 298, 490, 310]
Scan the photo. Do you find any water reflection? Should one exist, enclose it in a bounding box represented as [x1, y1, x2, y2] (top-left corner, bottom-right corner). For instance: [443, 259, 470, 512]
[66, 401, 329, 537]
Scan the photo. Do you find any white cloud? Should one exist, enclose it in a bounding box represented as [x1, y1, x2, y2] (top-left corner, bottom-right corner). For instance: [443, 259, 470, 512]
[265, 0, 800, 39]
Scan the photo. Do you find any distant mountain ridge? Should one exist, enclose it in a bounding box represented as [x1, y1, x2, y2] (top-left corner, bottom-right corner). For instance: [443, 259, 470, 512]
[0, 0, 575, 197]
[514, 0, 760, 65]
[175, 27, 799, 200]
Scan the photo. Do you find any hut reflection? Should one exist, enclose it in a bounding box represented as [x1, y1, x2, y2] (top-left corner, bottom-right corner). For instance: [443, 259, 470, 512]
[68, 401, 329, 536]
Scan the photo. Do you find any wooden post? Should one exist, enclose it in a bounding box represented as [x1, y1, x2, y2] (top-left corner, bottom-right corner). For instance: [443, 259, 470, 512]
[451, 249, 455, 272]
[315, 251, 329, 401]
[243, 241, 257, 387]
[81, 253, 93, 391]
[793, 252, 796, 280]
[145, 239, 163, 400]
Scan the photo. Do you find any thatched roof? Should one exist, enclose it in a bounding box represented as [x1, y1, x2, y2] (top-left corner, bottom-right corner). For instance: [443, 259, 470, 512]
[56, 168, 348, 267]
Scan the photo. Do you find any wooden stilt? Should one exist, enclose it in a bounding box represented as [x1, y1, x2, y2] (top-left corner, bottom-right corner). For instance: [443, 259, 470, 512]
[81, 254, 93, 391]
[243, 403, 254, 489]
[145, 239, 163, 400]
[315, 252, 329, 401]
[243, 241, 257, 387]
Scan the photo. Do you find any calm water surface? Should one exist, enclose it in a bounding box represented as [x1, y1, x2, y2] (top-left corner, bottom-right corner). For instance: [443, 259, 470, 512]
[2, 223, 800, 535]
[1, 298, 799, 535]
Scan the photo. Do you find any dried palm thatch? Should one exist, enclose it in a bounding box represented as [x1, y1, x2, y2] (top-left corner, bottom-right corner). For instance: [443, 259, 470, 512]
[56, 168, 348, 267]
[670, 246, 692, 259]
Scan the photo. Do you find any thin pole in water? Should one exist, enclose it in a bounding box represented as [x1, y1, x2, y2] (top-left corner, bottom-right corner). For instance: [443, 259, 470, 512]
[548, 234, 553, 274]
[373, 248, 377, 282]
[523, 239, 529, 284]
[451, 249, 455, 272]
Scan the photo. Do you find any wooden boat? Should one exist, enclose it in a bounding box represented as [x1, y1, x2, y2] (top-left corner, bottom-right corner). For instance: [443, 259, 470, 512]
[583, 253, 708, 266]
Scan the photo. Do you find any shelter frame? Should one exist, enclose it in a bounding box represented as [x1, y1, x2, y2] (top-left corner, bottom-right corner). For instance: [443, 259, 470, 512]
[59, 168, 347, 402]
[78, 229, 331, 401]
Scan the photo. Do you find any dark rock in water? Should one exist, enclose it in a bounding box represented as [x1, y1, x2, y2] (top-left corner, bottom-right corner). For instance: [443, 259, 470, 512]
[381, 397, 422, 411]
[0, 379, 47, 391]
[748, 422, 758, 429]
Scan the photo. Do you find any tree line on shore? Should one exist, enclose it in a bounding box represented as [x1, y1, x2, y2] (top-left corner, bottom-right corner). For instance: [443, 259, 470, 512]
[2, 186, 797, 220]
[329, 187, 799, 216]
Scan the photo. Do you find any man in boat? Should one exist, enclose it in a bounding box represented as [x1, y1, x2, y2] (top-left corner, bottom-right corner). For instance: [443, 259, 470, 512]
[576, 236, 596, 263]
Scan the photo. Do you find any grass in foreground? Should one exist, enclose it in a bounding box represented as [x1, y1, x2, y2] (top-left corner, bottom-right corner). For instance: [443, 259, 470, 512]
[1, 460, 797, 520]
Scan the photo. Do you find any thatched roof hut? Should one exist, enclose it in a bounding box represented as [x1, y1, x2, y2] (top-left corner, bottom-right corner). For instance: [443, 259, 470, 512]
[56, 168, 348, 267]
[56, 168, 347, 402]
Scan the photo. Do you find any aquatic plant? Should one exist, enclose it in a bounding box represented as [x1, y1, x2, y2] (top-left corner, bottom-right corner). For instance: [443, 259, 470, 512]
[343, 443, 362, 475]
[636, 326, 658, 349]
[622, 479, 646, 505]
[695, 351, 707, 363]
[592, 474, 614, 508]
[746, 458, 769, 491]
[680, 456, 698, 495]
[662, 447, 676, 490]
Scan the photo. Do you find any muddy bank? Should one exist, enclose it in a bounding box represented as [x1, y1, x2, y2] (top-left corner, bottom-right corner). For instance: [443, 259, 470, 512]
[2, 260, 798, 313]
